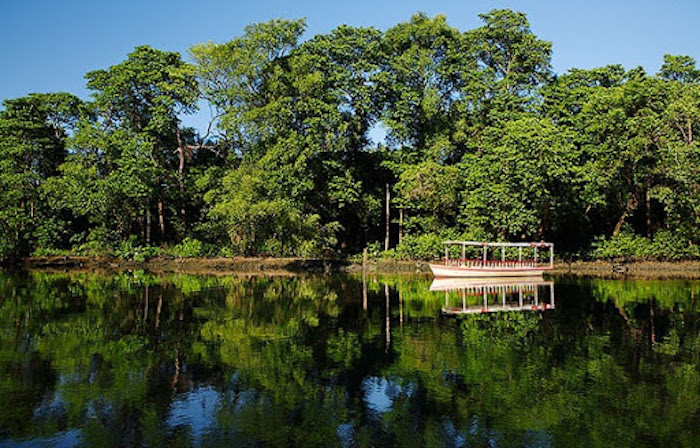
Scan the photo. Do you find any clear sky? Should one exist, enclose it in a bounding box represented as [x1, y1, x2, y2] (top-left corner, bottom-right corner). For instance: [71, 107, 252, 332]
[2, 0, 698, 132]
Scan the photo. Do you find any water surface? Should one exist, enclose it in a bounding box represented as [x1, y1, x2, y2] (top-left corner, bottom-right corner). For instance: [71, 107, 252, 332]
[0, 272, 698, 447]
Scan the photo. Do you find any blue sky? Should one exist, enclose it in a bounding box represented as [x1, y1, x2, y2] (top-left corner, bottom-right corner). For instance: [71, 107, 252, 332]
[1, 0, 698, 132]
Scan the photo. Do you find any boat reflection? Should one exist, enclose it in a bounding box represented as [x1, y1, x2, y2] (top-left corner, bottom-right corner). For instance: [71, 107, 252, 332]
[430, 277, 555, 315]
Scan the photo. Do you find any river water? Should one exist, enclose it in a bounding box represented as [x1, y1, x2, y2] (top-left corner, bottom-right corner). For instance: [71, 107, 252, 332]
[0, 271, 697, 447]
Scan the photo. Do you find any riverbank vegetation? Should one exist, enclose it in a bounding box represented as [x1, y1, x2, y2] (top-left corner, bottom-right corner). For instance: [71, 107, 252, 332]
[2, 9, 700, 263]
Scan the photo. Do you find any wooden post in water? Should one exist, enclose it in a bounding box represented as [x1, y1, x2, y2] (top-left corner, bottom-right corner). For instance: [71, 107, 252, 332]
[362, 249, 368, 311]
[385, 283, 391, 352]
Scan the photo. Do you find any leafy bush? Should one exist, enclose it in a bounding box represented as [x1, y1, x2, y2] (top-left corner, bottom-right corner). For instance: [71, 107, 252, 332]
[589, 229, 700, 261]
[114, 236, 161, 262]
[71, 226, 117, 256]
[32, 247, 71, 257]
[33, 217, 70, 253]
[169, 237, 204, 258]
[391, 230, 487, 260]
[394, 233, 446, 260]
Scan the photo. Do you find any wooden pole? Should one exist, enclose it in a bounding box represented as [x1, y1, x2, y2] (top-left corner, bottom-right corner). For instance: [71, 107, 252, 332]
[385, 183, 390, 251]
[362, 249, 368, 311]
[399, 207, 403, 245]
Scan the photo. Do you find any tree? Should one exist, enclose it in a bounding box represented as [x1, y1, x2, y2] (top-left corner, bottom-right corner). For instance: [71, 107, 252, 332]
[0, 93, 83, 258]
[458, 116, 578, 240]
[84, 45, 198, 241]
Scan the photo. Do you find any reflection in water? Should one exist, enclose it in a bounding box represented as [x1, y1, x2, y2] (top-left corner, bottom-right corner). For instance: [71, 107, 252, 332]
[430, 277, 555, 314]
[0, 272, 698, 447]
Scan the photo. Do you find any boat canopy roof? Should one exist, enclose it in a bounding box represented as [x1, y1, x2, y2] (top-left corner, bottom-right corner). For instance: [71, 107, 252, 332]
[443, 240, 554, 248]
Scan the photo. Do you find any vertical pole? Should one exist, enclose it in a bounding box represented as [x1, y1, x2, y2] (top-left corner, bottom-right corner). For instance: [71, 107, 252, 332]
[482, 245, 487, 267]
[550, 245, 554, 268]
[461, 244, 465, 266]
[534, 247, 538, 266]
[385, 183, 390, 251]
[550, 283, 555, 307]
[519, 285, 523, 307]
[445, 246, 449, 265]
[399, 207, 403, 245]
[501, 246, 505, 265]
[385, 283, 390, 352]
[519, 247, 522, 266]
[362, 248, 368, 311]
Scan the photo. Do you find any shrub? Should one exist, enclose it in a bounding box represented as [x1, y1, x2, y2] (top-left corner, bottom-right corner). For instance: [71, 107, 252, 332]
[589, 229, 700, 261]
[114, 236, 160, 262]
[169, 237, 204, 258]
[71, 226, 117, 256]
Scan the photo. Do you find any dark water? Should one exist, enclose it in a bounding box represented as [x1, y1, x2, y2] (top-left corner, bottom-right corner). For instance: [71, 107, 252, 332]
[0, 271, 698, 447]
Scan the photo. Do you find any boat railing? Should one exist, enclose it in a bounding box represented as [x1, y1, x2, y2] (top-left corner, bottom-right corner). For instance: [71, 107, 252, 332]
[442, 258, 547, 269]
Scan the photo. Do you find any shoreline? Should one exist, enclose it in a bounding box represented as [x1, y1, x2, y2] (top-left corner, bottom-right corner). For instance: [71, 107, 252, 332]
[5, 256, 700, 279]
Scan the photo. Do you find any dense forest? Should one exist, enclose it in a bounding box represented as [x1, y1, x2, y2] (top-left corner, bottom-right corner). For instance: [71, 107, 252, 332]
[2, 9, 700, 261]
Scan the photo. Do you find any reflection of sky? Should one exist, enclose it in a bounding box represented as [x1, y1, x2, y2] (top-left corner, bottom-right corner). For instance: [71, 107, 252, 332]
[363, 376, 394, 413]
[363, 376, 411, 414]
[0, 429, 81, 448]
[166, 386, 221, 445]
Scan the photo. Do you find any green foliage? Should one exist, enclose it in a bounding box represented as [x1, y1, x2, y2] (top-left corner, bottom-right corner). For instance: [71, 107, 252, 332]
[168, 237, 205, 258]
[71, 226, 118, 256]
[113, 236, 161, 262]
[393, 233, 452, 260]
[590, 229, 700, 260]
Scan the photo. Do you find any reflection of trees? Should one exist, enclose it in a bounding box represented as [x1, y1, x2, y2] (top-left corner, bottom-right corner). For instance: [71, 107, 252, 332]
[0, 272, 698, 446]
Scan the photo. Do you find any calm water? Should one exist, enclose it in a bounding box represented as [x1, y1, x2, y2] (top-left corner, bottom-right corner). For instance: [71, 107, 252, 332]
[0, 271, 698, 447]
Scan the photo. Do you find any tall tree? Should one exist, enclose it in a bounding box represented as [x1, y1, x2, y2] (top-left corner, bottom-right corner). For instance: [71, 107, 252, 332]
[0, 93, 83, 258]
[82, 46, 198, 241]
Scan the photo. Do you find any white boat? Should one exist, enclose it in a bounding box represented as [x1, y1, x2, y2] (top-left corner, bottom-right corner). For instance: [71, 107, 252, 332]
[428, 240, 554, 278]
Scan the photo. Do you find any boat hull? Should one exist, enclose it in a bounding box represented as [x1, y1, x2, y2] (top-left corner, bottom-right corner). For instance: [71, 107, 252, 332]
[429, 263, 551, 278]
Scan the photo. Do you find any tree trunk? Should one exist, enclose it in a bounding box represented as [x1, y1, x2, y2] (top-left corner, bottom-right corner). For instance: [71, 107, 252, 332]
[613, 195, 637, 236]
[398, 207, 403, 245]
[145, 207, 152, 244]
[158, 199, 165, 240]
[646, 189, 652, 239]
[176, 128, 187, 229]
